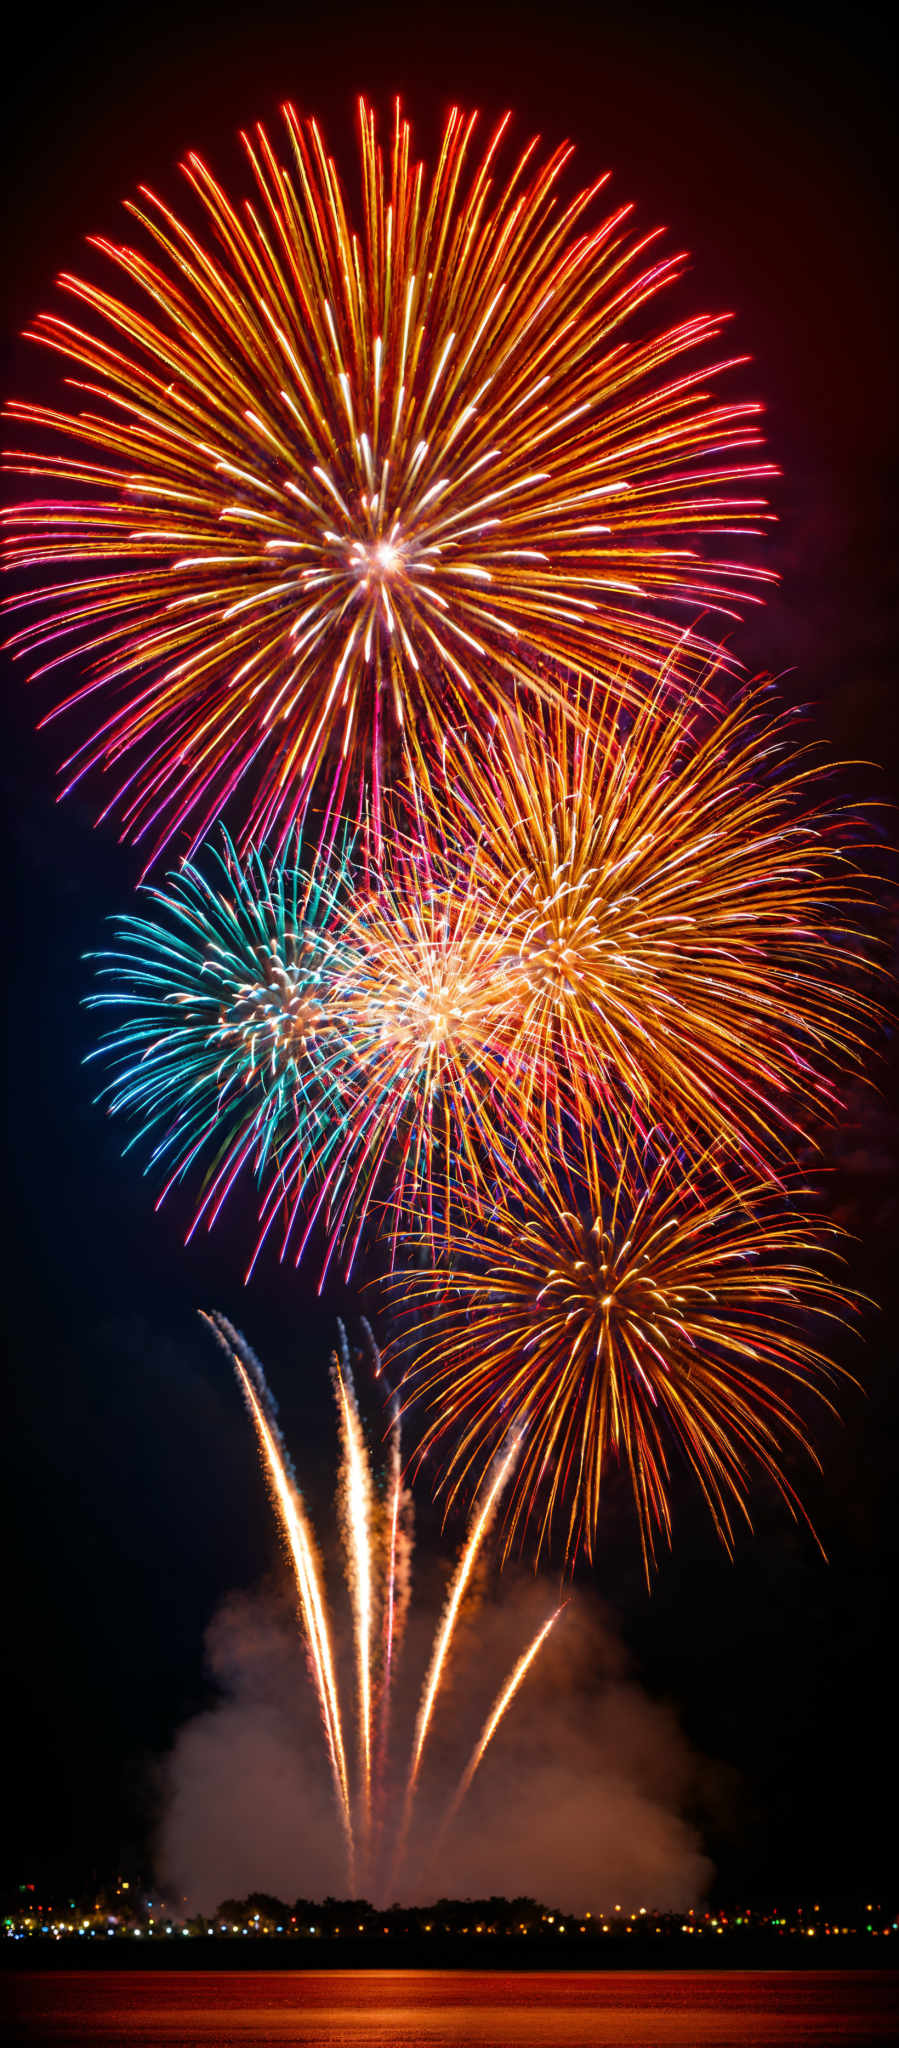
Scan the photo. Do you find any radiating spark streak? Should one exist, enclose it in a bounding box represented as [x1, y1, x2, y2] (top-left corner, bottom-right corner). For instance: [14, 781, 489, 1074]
[402, 1435, 520, 1836]
[440, 1604, 565, 1839]
[201, 1313, 354, 1880]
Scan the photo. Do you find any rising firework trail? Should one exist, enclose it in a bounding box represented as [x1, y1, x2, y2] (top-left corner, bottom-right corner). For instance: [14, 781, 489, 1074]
[202, 1313, 354, 1878]
[436, 1605, 565, 1850]
[204, 1314, 557, 1895]
[386, 1429, 522, 1896]
[5, 66, 883, 1933]
[405, 1436, 521, 1815]
[4, 98, 774, 862]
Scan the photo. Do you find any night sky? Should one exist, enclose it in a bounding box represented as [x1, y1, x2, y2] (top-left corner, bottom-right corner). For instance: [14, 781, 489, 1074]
[3, 0, 897, 1906]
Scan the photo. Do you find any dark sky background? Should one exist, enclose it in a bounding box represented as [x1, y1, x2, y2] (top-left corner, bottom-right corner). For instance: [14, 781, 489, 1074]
[3, 0, 896, 1908]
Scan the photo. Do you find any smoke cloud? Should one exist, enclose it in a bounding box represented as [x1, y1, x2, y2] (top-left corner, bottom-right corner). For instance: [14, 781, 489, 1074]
[156, 1568, 713, 1915]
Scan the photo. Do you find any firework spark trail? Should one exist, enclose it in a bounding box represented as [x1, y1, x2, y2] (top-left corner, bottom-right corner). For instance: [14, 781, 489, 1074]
[206, 1317, 551, 1898]
[394, 1434, 520, 1877]
[333, 1328, 376, 1847]
[434, 1604, 565, 1857]
[201, 1314, 355, 1880]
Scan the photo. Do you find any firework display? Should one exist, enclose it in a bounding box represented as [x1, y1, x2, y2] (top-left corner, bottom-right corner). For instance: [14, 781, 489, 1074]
[85, 831, 358, 1237]
[204, 1312, 562, 1894]
[88, 678, 879, 1300]
[436, 673, 880, 1165]
[266, 817, 513, 1273]
[87, 819, 513, 1274]
[389, 1131, 856, 1575]
[8, 96, 880, 1593]
[4, 101, 773, 862]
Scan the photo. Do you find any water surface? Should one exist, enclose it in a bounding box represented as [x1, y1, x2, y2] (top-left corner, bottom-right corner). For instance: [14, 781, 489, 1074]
[4, 1968, 896, 2046]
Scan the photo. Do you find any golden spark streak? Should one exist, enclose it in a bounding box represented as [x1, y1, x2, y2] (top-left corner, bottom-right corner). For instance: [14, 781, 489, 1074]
[205, 1316, 567, 1898]
[443, 1605, 565, 1834]
[203, 1319, 354, 1880]
[401, 1435, 519, 1843]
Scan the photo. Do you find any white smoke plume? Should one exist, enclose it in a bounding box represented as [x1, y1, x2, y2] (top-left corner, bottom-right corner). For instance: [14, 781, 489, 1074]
[156, 1570, 713, 1915]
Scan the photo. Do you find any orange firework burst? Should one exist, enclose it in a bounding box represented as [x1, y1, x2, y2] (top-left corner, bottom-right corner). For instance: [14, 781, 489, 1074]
[4, 100, 773, 862]
[266, 816, 511, 1276]
[390, 1129, 856, 1577]
[439, 673, 881, 1168]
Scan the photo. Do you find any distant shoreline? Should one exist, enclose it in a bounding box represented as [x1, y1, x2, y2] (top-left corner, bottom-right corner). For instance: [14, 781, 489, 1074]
[3, 1934, 896, 1972]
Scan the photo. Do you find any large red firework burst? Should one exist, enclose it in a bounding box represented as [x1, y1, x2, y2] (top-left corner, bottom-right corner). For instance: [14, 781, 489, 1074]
[5, 99, 773, 863]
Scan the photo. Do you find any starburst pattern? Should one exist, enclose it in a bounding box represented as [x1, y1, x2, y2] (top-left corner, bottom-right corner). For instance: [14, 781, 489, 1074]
[20, 95, 875, 1586]
[390, 1128, 855, 1575]
[438, 673, 881, 1166]
[257, 816, 513, 1275]
[86, 832, 354, 1234]
[87, 819, 513, 1276]
[5, 99, 773, 862]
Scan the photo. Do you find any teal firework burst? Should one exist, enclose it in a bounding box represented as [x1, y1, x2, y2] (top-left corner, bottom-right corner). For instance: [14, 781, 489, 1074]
[87, 832, 357, 1242]
[87, 813, 523, 1279]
